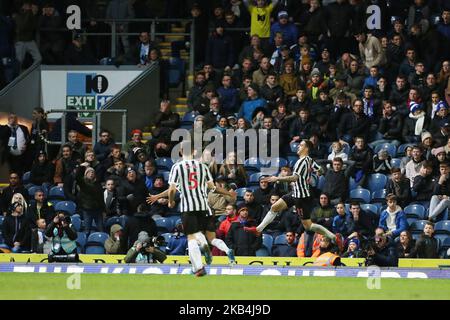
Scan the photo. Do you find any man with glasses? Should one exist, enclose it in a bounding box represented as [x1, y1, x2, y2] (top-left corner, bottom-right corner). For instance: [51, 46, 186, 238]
[94, 130, 115, 162]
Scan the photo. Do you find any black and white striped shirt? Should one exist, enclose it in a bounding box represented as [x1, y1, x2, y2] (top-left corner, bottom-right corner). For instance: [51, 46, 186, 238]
[168, 159, 213, 214]
[292, 156, 320, 198]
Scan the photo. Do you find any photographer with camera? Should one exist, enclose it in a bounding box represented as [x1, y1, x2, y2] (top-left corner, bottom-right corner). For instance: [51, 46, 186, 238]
[45, 211, 79, 263]
[364, 233, 398, 267]
[124, 231, 167, 263]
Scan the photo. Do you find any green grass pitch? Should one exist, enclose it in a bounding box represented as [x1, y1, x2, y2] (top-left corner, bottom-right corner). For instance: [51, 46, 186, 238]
[1, 273, 450, 300]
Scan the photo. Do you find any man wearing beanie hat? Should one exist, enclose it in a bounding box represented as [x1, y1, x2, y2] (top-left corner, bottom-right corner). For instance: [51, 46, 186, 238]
[403, 102, 430, 143]
[238, 81, 268, 123]
[341, 238, 363, 258]
[76, 163, 105, 235]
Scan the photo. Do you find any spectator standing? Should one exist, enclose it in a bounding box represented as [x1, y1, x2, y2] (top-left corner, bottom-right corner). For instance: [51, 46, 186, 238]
[410, 222, 439, 258]
[0, 113, 30, 175]
[226, 207, 262, 256]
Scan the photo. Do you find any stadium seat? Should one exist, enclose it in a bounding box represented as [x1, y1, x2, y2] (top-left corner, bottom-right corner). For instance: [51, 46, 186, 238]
[22, 171, 31, 185]
[287, 155, 298, 167]
[76, 232, 86, 253]
[367, 174, 388, 193]
[71, 215, 81, 232]
[255, 247, 270, 256]
[87, 232, 109, 246]
[166, 215, 182, 227]
[439, 238, 450, 258]
[236, 188, 247, 200]
[181, 111, 197, 124]
[168, 57, 185, 88]
[349, 188, 371, 204]
[244, 157, 262, 172]
[48, 186, 65, 200]
[155, 218, 174, 234]
[274, 234, 287, 245]
[407, 217, 418, 226]
[390, 158, 402, 168]
[262, 157, 288, 169]
[160, 233, 173, 253]
[261, 234, 273, 256]
[397, 143, 413, 157]
[317, 175, 325, 191]
[85, 245, 106, 254]
[27, 185, 44, 198]
[156, 157, 174, 171]
[161, 171, 170, 182]
[371, 189, 387, 204]
[105, 216, 123, 233]
[410, 220, 429, 232]
[434, 220, 450, 235]
[404, 204, 427, 220]
[290, 142, 299, 153]
[435, 234, 448, 245]
[249, 172, 267, 186]
[54, 201, 77, 215]
[349, 177, 359, 191]
[374, 143, 397, 157]
[360, 204, 379, 216]
[0, 216, 3, 227]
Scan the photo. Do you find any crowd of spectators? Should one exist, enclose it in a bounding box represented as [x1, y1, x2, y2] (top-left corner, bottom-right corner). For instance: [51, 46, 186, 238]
[2, 0, 450, 264]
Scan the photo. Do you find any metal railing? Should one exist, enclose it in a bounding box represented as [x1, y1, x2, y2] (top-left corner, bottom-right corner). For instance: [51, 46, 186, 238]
[38, 18, 195, 75]
[45, 108, 128, 148]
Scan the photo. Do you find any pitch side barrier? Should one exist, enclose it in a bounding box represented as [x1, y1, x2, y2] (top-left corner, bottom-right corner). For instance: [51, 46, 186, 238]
[1, 263, 450, 279]
[1, 254, 449, 268]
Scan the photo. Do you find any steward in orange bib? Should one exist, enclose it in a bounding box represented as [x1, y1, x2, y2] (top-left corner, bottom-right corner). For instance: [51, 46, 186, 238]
[312, 236, 342, 266]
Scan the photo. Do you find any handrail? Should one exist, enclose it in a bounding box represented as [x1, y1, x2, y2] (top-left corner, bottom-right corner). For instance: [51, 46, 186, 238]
[38, 17, 195, 75]
[45, 109, 128, 148]
[0, 61, 41, 97]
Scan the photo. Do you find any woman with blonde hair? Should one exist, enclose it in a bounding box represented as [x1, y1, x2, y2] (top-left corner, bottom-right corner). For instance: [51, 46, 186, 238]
[10, 193, 28, 215]
[219, 151, 247, 188]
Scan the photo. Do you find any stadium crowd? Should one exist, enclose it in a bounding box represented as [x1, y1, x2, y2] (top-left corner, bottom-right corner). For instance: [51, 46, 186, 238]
[2, 0, 450, 265]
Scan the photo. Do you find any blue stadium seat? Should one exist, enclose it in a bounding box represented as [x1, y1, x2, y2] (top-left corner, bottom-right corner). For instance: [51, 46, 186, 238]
[371, 189, 387, 204]
[367, 174, 388, 193]
[261, 234, 273, 255]
[0, 216, 3, 227]
[87, 232, 109, 246]
[181, 111, 197, 124]
[168, 57, 185, 88]
[374, 143, 397, 157]
[76, 232, 86, 253]
[156, 157, 174, 171]
[439, 237, 450, 257]
[255, 247, 270, 256]
[287, 155, 298, 167]
[27, 185, 44, 198]
[404, 204, 427, 220]
[85, 245, 106, 254]
[105, 216, 123, 233]
[290, 142, 299, 153]
[166, 215, 182, 228]
[262, 157, 288, 169]
[160, 233, 173, 253]
[349, 188, 371, 204]
[410, 220, 429, 232]
[22, 171, 31, 185]
[434, 220, 450, 235]
[274, 234, 287, 245]
[349, 177, 359, 191]
[161, 171, 170, 182]
[155, 218, 174, 234]
[249, 172, 267, 186]
[48, 186, 65, 200]
[54, 201, 77, 215]
[244, 157, 262, 172]
[71, 215, 81, 232]
[397, 143, 414, 157]
[390, 158, 402, 168]
[435, 234, 448, 245]
[236, 188, 248, 200]
[406, 217, 418, 226]
[317, 175, 325, 191]
[360, 204, 379, 216]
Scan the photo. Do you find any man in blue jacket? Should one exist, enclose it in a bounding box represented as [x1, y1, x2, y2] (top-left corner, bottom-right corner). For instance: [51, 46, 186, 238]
[238, 83, 267, 123]
[269, 11, 298, 47]
[378, 194, 408, 239]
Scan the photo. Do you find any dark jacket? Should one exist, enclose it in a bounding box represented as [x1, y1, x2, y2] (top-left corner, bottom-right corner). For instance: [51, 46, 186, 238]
[386, 178, 412, 208]
[253, 187, 272, 207]
[30, 161, 55, 186]
[205, 32, 234, 69]
[225, 219, 262, 256]
[47, 112, 92, 142]
[325, 1, 353, 37]
[352, 210, 378, 239]
[410, 234, 439, 258]
[75, 166, 105, 212]
[289, 117, 319, 140]
[93, 139, 116, 163]
[332, 214, 354, 238]
[378, 111, 403, 140]
[120, 212, 158, 250]
[338, 112, 370, 141]
[349, 145, 374, 173]
[2, 213, 30, 249]
[323, 170, 349, 201]
[27, 202, 55, 227]
[260, 84, 284, 111]
[412, 174, 437, 201]
[272, 243, 297, 257]
[370, 242, 398, 267]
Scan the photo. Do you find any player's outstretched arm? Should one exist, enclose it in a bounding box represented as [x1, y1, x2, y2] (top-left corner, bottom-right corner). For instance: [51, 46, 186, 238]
[168, 184, 177, 208]
[262, 175, 298, 183]
[146, 189, 169, 205]
[207, 181, 237, 200]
